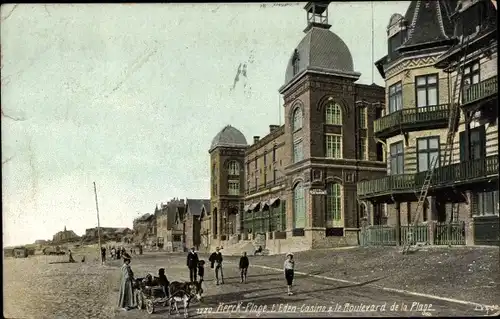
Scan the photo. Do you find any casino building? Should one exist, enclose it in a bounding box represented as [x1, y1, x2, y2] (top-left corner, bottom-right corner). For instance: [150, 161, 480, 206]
[204, 2, 386, 254]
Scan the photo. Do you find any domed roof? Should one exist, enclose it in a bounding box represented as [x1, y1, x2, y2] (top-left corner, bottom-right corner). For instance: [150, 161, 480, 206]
[283, 26, 360, 87]
[209, 125, 248, 152]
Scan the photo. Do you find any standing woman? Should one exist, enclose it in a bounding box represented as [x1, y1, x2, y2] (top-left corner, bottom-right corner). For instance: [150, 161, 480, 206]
[284, 253, 295, 295]
[118, 253, 136, 311]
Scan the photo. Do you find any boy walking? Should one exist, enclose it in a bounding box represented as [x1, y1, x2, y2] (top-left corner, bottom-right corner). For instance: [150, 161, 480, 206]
[209, 247, 224, 285]
[239, 252, 249, 283]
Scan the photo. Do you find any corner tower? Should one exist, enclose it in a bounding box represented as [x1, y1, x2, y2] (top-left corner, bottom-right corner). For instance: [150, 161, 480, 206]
[278, 1, 386, 251]
[208, 125, 248, 249]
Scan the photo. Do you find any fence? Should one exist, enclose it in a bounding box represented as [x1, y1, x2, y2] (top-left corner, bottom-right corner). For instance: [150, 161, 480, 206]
[360, 222, 465, 246]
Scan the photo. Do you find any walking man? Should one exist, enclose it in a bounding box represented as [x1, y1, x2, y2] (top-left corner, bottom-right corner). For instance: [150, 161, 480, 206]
[209, 247, 224, 285]
[239, 252, 249, 283]
[186, 247, 199, 282]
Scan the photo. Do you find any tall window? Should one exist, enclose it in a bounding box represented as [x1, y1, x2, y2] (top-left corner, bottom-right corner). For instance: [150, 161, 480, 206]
[389, 141, 404, 175]
[254, 158, 257, 169]
[254, 176, 258, 189]
[388, 82, 402, 113]
[358, 137, 367, 160]
[293, 139, 304, 163]
[228, 181, 239, 195]
[417, 137, 440, 172]
[358, 107, 367, 129]
[325, 134, 342, 158]
[272, 146, 277, 162]
[325, 102, 342, 125]
[246, 180, 250, 192]
[228, 161, 239, 175]
[460, 127, 486, 161]
[292, 107, 303, 131]
[273, 169, 278, 184]
[476, 191, 499, 216]
[416, 74, 438, 108]
[293, 183, 306, 229]
[326, 182, 342, 227]
[463, 61, 480, 88]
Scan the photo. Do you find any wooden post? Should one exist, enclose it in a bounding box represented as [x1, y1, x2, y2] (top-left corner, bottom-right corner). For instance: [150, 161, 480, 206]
[395, 202, 401, 246]
[93, 182, 102, 264]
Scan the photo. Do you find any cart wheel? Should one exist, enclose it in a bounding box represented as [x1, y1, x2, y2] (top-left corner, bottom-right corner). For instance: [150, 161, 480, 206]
[146, 299, 154, 314]
[136, 291, 144, 310]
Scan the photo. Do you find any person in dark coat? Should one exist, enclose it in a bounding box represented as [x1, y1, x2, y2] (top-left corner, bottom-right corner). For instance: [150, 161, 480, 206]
[209, 247, 224, 285]
[239, 252, 249, 283]
[101, 247, 106, 263]
[198, 260, 205, 284]
[158, 268, 170, 298]
[186, 247, 199, 282]
[68, 250, 75, 263]
[116, 248, 121, 260]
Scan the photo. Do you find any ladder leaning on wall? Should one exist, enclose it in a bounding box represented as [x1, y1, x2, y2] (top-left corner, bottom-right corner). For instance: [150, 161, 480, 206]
[402, 33, 471, 254]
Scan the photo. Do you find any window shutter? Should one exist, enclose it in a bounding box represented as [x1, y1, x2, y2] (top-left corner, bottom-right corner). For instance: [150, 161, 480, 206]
[479, 126, 486, 158]
[459, 131, 466, 161]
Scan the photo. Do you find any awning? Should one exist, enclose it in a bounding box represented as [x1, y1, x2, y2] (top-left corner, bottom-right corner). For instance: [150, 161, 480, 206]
[252, 202, 261, 211]
[243, 205, 250, 212]
[268, 197, 281, 207]
[261, 201, 270, 211]
[248, 203, 257, 211]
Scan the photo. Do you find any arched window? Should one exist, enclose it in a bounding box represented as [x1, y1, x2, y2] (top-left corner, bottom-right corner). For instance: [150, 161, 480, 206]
[326, 182, 342, 227]
[293, 183, 306, 229]
[228, 160, 239, 175]
[292, 107, 303, 131]
[325, 102, 342, 125]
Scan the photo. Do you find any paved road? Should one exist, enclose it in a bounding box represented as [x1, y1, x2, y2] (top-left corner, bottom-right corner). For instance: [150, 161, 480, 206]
[116, 254, 488, 318]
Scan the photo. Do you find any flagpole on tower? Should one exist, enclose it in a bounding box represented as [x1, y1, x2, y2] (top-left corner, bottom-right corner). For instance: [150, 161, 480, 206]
[93, 182, 102, 264]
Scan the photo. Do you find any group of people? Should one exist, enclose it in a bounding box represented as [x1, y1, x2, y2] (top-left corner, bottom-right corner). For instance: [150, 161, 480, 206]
[186, 246, 296, 295]
[101, 246, 143, 263]
[117, 245, 297, 311]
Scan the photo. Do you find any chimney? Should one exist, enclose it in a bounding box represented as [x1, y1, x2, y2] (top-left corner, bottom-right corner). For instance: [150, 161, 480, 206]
[253, 136, 260, 143]
[269, 125, 279, 133]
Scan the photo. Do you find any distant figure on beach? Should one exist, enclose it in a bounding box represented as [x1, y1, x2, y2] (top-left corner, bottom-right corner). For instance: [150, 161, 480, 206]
[81, 256, 86, 263]
[239, 252, 249, 283]
[101, 247, 106, 263]
[118, 253, 136, 311]
[209, 247, 224, 285]
[116, 248, 121, 260]
[68, 250, 75, 263]
[187, 247, 199, 282]
[284, 253, 295, 296]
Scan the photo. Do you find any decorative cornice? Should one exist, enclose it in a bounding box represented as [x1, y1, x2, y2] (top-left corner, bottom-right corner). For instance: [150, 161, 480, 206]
[385, 55, 440, 78]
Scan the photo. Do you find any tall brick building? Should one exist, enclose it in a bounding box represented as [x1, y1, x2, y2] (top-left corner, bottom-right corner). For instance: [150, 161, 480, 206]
[357, 0, 498, 246]
[207, 2, 386, 254]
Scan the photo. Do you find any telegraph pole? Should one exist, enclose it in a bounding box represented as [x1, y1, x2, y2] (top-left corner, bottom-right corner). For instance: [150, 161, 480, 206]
[93, 182, 102, 264]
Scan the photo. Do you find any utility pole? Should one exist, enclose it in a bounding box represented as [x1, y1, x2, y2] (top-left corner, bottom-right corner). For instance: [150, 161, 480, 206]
[93, 182, 102, 264]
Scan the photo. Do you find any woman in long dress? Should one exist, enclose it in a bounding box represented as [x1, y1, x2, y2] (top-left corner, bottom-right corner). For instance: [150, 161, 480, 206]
[118, 253, 136, 310]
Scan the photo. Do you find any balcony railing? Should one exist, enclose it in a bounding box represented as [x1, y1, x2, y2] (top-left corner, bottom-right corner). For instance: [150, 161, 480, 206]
[462, 76, 497, 105]
[357, 155, 498, 197]
[374, 104, 450, 136]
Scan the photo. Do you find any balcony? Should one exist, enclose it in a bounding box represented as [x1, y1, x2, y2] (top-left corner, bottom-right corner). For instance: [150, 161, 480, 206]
[462, 76, 497, 106]
[357, 155, 498, 201]
[374, 104, 450, 139]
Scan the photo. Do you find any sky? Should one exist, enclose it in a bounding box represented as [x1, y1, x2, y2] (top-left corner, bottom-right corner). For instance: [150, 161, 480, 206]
[1, 2, 410, 246]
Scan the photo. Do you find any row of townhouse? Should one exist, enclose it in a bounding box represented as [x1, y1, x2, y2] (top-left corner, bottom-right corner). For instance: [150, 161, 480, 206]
[133, 198, 211, 252]
[203, 0, 498, 255]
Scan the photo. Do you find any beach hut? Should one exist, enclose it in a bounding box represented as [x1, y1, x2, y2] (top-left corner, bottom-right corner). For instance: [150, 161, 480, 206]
[13, 247, 28, 258]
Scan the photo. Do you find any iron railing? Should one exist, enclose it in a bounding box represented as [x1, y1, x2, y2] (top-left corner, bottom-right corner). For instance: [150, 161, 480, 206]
[462, 76, 497, 105]
[374, 104, 450, 134]
[357, 155, 498, 197]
